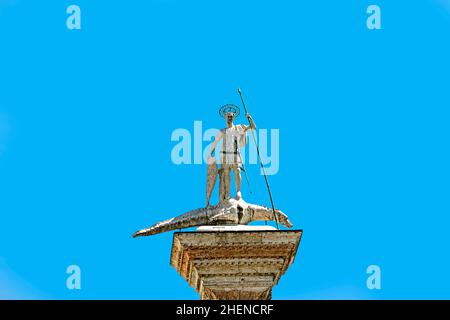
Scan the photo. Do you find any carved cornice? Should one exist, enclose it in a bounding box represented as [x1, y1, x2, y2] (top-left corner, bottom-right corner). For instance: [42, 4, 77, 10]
[170, 230, 302, 300]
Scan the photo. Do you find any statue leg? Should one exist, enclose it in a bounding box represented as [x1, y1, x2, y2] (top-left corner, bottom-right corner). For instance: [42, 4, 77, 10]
[219, 168, 224, 202]
[219, 165, 231, 202]
[233, 165, 242, 200]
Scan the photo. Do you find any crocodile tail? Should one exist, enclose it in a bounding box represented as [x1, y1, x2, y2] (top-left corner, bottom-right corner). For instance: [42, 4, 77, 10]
[132, 206, 214, 237]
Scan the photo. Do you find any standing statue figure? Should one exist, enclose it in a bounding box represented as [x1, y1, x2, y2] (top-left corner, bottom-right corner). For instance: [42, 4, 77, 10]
[206, 104, 256, 207]
[133, 90, 293, 238]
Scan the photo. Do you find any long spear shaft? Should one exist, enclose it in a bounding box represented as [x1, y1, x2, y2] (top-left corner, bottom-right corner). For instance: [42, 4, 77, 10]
[237, 88, 280, 229]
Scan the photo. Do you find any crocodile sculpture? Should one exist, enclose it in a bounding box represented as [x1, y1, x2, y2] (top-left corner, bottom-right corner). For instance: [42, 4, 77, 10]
[132, 198, 292, 237]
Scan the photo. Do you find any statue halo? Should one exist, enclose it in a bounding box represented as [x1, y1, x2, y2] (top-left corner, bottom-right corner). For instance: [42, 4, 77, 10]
[219, 104, 240, 118]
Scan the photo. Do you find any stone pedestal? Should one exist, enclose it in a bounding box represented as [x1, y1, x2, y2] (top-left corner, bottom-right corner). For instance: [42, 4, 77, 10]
[170, 227, 303, 300]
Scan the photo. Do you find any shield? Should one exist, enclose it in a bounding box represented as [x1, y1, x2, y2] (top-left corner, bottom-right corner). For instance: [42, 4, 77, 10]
[206, 160, 219, 207]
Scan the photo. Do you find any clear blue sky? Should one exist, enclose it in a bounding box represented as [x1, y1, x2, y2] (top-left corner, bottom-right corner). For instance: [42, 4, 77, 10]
[1, 0, 450, 299]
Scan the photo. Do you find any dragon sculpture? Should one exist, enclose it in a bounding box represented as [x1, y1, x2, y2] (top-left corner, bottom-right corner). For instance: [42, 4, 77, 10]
[133, 198, 292, 237]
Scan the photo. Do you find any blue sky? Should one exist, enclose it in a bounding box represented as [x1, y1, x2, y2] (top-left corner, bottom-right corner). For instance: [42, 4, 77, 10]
[0, 0, 449, 299]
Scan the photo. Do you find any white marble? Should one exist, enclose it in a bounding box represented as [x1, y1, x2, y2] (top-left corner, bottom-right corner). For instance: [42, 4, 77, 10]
[196, 225, 277, 232]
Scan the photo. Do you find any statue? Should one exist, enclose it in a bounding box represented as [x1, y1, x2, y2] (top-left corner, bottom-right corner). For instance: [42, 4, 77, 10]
[133, 89, 292, 238]
[206, 103, 256, 207]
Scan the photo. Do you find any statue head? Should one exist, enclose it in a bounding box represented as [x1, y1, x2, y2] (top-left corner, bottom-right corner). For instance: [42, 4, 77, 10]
[225, 112, 235, 125]
[219, 104, 240, 126]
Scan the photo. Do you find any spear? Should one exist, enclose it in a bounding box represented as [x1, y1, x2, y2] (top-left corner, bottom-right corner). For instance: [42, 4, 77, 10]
[237, 88, 280, 229]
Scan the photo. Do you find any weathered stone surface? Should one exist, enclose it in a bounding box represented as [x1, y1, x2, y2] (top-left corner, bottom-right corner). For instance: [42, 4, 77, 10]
[133, 198, 293, 237]
[170, 229, 302, 300]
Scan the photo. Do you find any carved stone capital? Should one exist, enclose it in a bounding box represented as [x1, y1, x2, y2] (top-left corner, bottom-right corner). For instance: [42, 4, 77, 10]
[170, 229, 302, 300]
